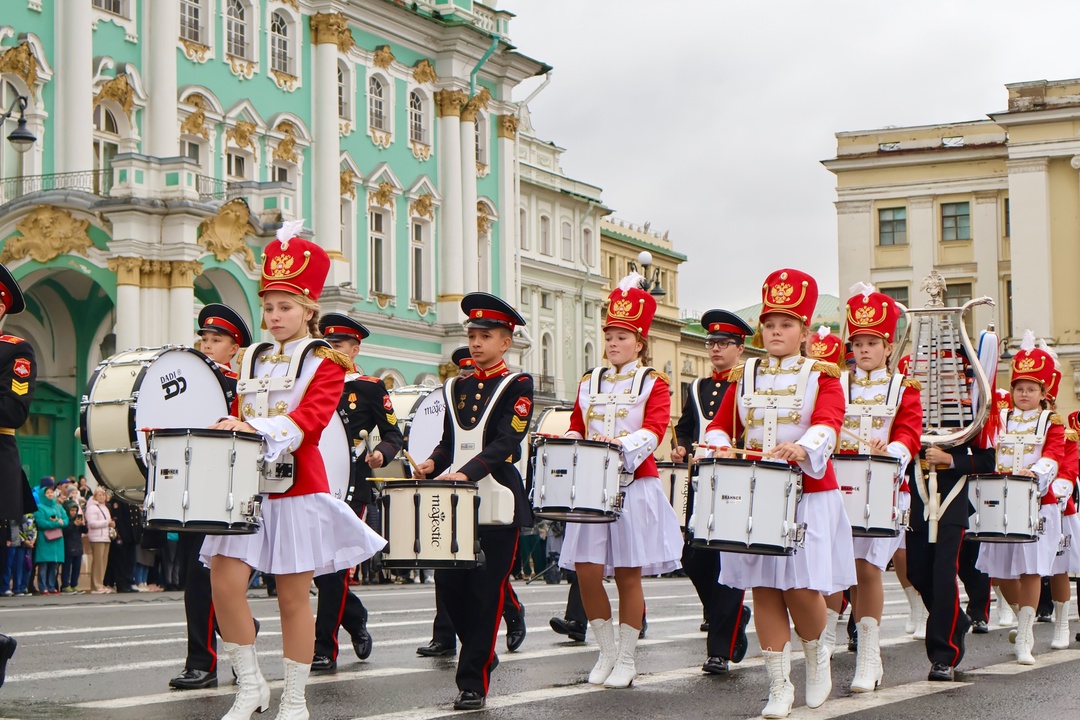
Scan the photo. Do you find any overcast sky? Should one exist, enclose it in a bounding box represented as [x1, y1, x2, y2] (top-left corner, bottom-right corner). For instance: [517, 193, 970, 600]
[499, 0, 1080, 316]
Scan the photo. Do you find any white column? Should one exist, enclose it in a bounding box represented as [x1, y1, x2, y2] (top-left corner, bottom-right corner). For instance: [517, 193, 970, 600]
[436, 89, 465, 317]
[312, 42, 342, 260]
[167, 262, 201, 345]
[907, 196, 936, 301]
[145, 0, 179, 158]
[459, 114, 479, 293]
[496, 114, 518, 301]
[55, 0, 94, 173]
[554, 290, 565, 399]
[108, 258, 141, 352]
[1008, 158, 1053, 338]
[835, 200, 872, 296]
[972, 191, 1002, 331]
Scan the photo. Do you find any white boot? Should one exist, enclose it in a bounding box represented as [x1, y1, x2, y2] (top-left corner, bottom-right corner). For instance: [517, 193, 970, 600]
[274, 658, 310, 720]
[760, 643, 795, 719]
[1052, 600, 1071, 650]
[799, 631, 832, 709]
[1015, 606, 1036, 665]
[822, 609, 840, 657]
[221, 642, 270, 720]
[850, 618, 882, 693]
[604, 623, 639, 688]
[996, 587, 1016, 626]
[1008, 604, 1022, 643]
[903, 586, 921, 634]
[587, 618, 618, 685]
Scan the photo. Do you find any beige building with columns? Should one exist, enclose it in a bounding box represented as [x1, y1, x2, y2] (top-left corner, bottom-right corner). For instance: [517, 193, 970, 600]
[824, 76, 1080, 413]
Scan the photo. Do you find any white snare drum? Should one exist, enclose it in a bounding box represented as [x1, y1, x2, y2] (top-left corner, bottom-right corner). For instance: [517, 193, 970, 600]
[81, 346, 231, 504]
[657, 461, 691, 530]
[968, 473, 1040, 543]
[322, 409, 352, 502]
[377, 478, 479, 569]
[144, 428, 263, 534]
[690, 458, 805, 555]
[834, 454, 903, 538]
[531, 437, 625, 523]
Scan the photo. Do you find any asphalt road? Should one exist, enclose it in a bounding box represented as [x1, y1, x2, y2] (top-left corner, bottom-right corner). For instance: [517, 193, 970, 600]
[1, 573, 1078, 720]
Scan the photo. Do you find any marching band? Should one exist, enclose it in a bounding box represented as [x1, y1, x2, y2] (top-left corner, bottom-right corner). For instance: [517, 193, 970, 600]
[58, 240, 1080, 720]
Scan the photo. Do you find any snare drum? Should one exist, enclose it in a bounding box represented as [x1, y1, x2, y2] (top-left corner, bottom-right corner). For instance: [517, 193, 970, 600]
[968, 473, 1040, 543]
[690, 458, 805, 555]
[834, 454, 903, 538]
[81, 346, 231, 504]
[144, 428, 263, 534]
[656, 461, 691, 529]
[531, 437, 626, 523]
[377, 478, 480, 569]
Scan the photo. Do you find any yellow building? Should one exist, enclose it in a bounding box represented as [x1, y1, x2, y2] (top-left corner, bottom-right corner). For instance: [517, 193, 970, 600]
[822, 78, 1080, 408]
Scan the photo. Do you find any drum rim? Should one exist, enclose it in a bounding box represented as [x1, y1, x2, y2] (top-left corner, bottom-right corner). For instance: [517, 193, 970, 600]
[969, 473, 1040, 483]
[376, 478, 479, 490]
[150, 427, 263, 442]
[534, 436, 622, 452]
[696, 457, 804, 474]
[832, 453, 901, 466]
[655, 461, 689, 469]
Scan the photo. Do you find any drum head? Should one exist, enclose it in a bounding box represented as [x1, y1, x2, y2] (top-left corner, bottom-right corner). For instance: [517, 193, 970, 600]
[369, 388, 431, 449]
[322, 409, 352, 502]
[407, 387, 447, 463]
[534, 407, 573, 437]
[133, 348, 230, 456]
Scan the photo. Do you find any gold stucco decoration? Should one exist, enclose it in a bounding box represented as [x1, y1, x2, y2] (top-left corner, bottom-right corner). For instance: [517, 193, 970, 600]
[497, 114, 519, 139]
[373, 45, 395, 70]
[434, 89, 468, 118]
[94, 73, 135, 118]
[411, 193, 435, 220]
[369, 181, 395, 208]
[197, 198, 258, 270]
[180, 95, 210, 139]
[271, 69, 298, 92]
[278, 0, 300, 9]
[460, 88, 491, 123]
[107, 256, 142, 286]
[310, 12, 355, 52]
[273, 121, 298, 162]
[1, 206, 94, 264]
[227, 121, 257, 150]
[412, 60, 437, 85]
[180, 39, 210, 63]
[340, 170, 358, 198]
[477, 202, 492, 235]
[0, 42, 39, 99]
[170, 260, 205, 289]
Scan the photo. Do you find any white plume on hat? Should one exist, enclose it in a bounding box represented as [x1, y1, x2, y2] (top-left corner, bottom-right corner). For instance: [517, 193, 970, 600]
[1038, 338, 1061, 369]
[849, 281, 875, 300]
[276, 218, 305, 250]
[1020, 329, 1036, 353]
[816, 325, 830, 339]
[617, 271, 646, 293]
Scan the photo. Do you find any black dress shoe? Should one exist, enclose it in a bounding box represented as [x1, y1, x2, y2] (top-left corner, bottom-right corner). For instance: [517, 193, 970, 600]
[702, 656, 729, 675]
[699, 621, 710, 632]
[848, 627, 858, 653]
[506, 620, 526, 652]
[353, 627, 373, 660]
[169, 668, 218, 690]
[639, 617, 648, 640]
[453, 690, 486, 710]
[971, 620, 989, 634]
[1037, 613, 1053, 624]
[928, 662, 955, 681]
[417, 641, 456, 657]
[0, 634, 16, 689]
[490, 654, 499, 672]
[310, 655, 337, 672]
[549, 617, 586, 642]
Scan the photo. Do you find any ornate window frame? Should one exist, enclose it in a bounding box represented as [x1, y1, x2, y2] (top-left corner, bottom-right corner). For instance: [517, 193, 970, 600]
[407, 88, 432, 161]
[92, 0, 138, 43]
[0, 32, 53, 178]
[337, 59, 354, 134]
[221, 101, 265, 182]
[266, 114, 309, 216]
[406, 176, 440, 315]
[266, 6, 300, 91]
[339, 155, 364, 268]
[178, 0, 215, 64]
[223, 0, 259, 79]
[474, 111, 490, 176]
[178, 88, 223, 177]
[366, 71, 393, 148]
[476, 197, 498, 293]
[365, 164, 403, 307]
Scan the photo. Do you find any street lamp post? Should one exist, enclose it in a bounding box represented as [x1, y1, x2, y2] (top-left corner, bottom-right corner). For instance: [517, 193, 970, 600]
[2, 94, 36, 154]
[630, 250, 667, 297]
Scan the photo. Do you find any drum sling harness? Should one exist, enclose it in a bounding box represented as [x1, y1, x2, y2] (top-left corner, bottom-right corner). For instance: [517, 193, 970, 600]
[840, 371, 905, 454]
[999, 409, 1053, 474]
[587, 366, 653, 484]
[739, 358, 815, 454]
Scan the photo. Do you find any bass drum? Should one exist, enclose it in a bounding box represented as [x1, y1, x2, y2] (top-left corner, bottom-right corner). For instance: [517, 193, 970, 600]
[322, 408, 353, 502]
[405, 387, 448, 465]
[81, 346, 230, 504]
[369, 385, 435, 479]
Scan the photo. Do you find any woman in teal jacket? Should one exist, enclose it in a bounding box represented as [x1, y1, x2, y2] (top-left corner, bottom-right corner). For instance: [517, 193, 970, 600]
[33, 480, 68, 594]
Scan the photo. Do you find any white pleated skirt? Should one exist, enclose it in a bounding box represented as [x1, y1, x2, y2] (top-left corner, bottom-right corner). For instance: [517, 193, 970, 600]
[558, 476, 683, 576]
[719, 489, 857, 594]
[1052, 511, 1080, 576]
[976, 503, 1061, 579]
[853, 491, 911, 570]
[201, 492, 387, 576]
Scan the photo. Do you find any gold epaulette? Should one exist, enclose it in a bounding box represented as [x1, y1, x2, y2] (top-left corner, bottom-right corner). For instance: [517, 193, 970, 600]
[812, 361, 841, 378]
[902, 378, 922, 391]
[581, 371, 592, 382]
[648, 369, 670, 385]
[727, 363, 745, 383]
[313, 345, 354, 371]
[1050, 413, 1065, 426]
[236, 347, 248, 368]
[1065, 428, 1079, 443]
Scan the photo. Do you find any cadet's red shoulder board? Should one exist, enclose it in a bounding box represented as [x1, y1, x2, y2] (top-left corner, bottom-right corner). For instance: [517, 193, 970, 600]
[0, 335, 23, 344]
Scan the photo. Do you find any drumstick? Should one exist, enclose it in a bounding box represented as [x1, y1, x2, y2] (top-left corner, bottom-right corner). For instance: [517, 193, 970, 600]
[402, 449, 420, 474]
[697, 443, 769, 459]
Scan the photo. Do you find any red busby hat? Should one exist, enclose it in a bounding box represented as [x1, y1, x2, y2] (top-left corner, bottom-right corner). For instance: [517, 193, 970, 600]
[0, 263, 25, 315]
[451, 346, 474, 369]
[318, 313, 370, 343]
[808, 326, 843, 365]
[845, 282, 902, 341]
[844, 341, 855, 366]
[198, 303, 252, 346]
[461, 292, 526, 331]
[760, 268, 817, 324]
[604, 273, 657, 338]
[995, 387, 1013, 413]
[701, 309, 753, 342]
[260, 219, 330, 301]
[1010, 330, 1059, 391]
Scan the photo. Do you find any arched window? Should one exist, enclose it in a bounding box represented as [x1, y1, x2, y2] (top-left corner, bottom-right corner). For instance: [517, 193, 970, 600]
[408, 90, 427, 145]
[180, 0, 205, 44]
[226, 0, 248, 59]
[368, 76, 386, 131]
[93, 104, 120, 193]
[539, 215, 551, 256]
[519, 208, 528, 250]
[337, 63, 350, 119]
[561, 221, 573, 260]
[269, 11, 290, 74]
[584, 342, 595, 371]
[475, 112, 488, 166]
[369, 209, 391, 294]
[583, 228, 593, 266]
[541, 333, 553, 379]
